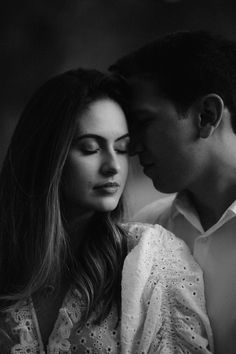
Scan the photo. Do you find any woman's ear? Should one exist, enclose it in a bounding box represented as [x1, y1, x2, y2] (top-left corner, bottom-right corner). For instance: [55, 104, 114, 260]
[198, 94, 224, 138]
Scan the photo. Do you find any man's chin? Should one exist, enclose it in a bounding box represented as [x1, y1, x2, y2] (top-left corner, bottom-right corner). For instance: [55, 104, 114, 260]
[152, 178, 178, 194]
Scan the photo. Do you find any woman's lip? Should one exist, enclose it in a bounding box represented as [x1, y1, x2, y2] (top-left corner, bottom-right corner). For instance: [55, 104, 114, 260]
[94, 182, 120, 189]
[93, 183, 120, 194]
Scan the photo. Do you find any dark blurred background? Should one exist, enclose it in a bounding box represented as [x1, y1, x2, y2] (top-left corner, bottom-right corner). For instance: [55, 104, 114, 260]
[1, 0, 236, 216]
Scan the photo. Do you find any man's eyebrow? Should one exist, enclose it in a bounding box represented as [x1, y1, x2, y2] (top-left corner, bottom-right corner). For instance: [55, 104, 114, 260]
[130, 110, 156, 123]
[76, 133, 130, 142]
[131, 108, 154, 116]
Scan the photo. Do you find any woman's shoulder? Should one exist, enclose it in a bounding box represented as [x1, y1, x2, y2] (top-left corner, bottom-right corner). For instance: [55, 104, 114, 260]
[121, 221, 186, 253]
[121, 221, 199, 275]
[121, 222, 213, 353]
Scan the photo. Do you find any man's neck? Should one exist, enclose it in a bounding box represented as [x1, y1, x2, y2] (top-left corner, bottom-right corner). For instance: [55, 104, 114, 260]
[187, 175, 236, 231]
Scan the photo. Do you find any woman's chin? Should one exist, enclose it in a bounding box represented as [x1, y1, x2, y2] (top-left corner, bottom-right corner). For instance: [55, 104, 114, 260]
[92, 199, 119, 213]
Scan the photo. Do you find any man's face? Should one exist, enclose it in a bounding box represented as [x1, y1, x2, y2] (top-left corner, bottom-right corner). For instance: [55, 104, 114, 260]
[129, 78, 203, 193]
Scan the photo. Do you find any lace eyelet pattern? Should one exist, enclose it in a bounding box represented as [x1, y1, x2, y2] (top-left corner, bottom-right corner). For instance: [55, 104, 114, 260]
[0, 222, 213, 353]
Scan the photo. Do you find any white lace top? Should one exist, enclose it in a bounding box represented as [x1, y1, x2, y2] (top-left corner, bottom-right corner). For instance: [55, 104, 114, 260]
[0, 223, 213, 353]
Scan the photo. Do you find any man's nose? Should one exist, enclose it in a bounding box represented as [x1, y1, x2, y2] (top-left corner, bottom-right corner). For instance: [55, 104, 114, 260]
[101, 151, 120, 175]
[129, 135, 144, 156]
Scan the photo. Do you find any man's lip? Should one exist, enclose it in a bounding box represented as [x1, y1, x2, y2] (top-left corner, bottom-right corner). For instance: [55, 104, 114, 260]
[141, 163, 154, 169]
[142, 163, 154, 172]
[94, 182, 120, 189]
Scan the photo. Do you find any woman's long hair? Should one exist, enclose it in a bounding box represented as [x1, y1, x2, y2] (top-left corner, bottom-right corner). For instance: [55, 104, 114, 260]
[0, 68, 128, 324]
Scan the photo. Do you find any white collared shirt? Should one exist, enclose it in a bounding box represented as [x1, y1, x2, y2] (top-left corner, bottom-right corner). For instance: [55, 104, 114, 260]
[134, 193, 236, 354]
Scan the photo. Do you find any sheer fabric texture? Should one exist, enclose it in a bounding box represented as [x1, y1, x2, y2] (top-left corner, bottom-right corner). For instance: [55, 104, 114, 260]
[0, 223, 213, 353]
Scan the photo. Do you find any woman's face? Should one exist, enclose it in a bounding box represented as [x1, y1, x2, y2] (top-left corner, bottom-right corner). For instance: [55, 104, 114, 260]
[62, 98, 129, 215]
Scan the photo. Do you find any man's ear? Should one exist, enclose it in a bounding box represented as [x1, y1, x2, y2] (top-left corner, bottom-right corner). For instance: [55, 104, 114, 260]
[198, 94, 224, 138]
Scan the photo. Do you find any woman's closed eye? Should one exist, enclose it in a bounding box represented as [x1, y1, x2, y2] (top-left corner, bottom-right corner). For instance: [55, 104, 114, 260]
[114, 139, 130, 154]
[77, 139, 100, 154]
[73, 136, 130, 155]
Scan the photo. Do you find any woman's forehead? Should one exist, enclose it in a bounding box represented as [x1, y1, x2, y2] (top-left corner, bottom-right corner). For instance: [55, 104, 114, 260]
[76, 98, 128, 136]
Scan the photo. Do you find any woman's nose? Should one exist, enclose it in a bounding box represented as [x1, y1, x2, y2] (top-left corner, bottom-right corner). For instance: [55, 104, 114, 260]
[101, 152, 120, 175]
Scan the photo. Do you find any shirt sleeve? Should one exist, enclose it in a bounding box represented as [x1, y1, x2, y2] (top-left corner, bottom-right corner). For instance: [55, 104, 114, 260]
[121, 223, 214, 353]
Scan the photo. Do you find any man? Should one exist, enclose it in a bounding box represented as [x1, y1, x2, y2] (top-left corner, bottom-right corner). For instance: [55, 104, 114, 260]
[110, 31, 236, 353]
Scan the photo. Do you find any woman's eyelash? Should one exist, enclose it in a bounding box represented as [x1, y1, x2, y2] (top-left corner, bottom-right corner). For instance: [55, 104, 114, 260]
[81, 147, 99, 154]
[115, 148, 128, 153]
[76, 141, 129, 154]
[82, 148, 128, 154]
[78, 142, 100, 152]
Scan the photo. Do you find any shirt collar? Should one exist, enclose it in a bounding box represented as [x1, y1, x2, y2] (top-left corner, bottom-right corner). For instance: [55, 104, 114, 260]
[171, 191, 236, 235]
[172, 192, 204, 232]
[228, 199, 236, 214]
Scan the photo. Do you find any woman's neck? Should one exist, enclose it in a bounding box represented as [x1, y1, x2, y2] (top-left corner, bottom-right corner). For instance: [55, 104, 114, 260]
[64, 210, 95, 252]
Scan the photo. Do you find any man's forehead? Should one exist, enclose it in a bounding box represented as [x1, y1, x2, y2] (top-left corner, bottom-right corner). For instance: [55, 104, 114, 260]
[129, 76, 158, 91]
[128, 76, 163, 112]
[129, 76, 163, 99]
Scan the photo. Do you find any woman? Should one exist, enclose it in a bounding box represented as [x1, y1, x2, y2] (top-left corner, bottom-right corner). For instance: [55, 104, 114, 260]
[0, 68, 213, 353]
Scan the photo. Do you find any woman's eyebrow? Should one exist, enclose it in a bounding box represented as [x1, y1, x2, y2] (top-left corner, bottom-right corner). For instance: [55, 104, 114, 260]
[115, 134, 130, 142]
[76, 133, 130, 142]
[76, 134, 102, 141]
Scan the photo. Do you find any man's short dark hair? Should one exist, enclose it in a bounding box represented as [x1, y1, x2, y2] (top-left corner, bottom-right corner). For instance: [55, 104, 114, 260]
[110, 30, 236, 131]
